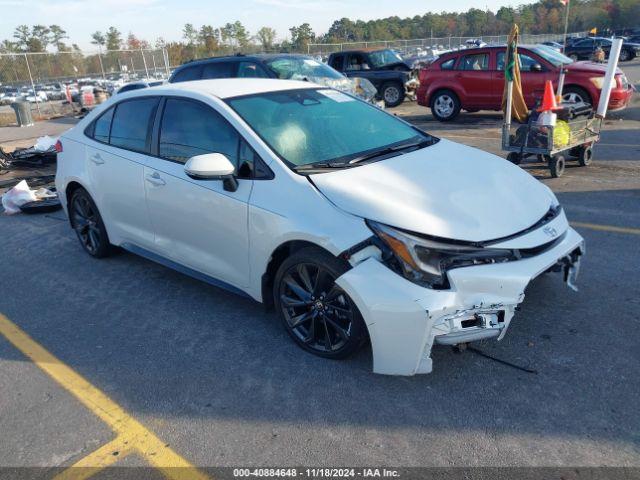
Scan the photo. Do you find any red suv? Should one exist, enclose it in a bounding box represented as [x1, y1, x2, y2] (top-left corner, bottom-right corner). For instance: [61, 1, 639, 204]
[417, 45, 635, 121]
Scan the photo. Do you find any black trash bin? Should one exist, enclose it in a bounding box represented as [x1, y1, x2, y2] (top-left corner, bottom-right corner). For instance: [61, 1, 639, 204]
[11, 100, 34, 127]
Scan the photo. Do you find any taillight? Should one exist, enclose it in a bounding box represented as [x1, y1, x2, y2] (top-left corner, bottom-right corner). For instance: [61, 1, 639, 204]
[54, 140, 63, 153]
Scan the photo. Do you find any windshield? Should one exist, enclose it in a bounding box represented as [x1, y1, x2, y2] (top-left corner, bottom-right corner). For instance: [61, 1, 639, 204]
[532, 45, 573, 66]
[368, 49, 404, 68]
[227, 88, 434, 168]
[265, 57, 344, 81]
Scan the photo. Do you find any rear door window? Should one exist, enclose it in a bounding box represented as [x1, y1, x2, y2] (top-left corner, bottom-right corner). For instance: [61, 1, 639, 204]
[109, 97, 159, 153]
[171, 66, 202, 82]
[93, 107, 114, 143]
[237, 61, 269, 78]
[158, 98, 239, 166]
[440, 58, 456, 70]
[459, 53, 489, 71]
[201, 62, 236, 79]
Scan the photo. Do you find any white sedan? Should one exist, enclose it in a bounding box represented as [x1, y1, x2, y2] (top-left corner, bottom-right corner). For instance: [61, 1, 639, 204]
[55, 79, 584, 375]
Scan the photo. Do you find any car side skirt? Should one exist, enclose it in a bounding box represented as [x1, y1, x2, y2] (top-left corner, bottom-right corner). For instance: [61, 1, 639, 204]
[121, 242, 252, 299]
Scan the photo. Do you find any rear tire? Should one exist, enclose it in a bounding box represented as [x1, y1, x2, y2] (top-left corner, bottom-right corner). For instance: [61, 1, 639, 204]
[618, 49, 631, 62]
[274, 247, 367, 360]
[69, 188, 112, 258]
[430, 90, 461, 122]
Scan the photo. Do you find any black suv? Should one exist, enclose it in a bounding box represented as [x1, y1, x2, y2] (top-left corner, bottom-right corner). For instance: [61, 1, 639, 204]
[327, 49, 411, 107]
[169, 53, 346, 84]
[564, 37, 640, 62]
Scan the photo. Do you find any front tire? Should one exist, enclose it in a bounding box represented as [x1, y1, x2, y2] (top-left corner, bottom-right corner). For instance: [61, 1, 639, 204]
[430, 90, 461, 122]
[507, 152, 522, 165]
[381, 82, 405, 108]
[548, 154, 566, 178]
[577, 145, 593, 166]
[274, 247, 366, 359]
[562, 86, 591, 105]
[69, 188, 112, 258]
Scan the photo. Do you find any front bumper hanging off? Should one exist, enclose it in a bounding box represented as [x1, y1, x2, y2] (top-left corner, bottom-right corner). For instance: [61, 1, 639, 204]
[336, 227, 585, 376]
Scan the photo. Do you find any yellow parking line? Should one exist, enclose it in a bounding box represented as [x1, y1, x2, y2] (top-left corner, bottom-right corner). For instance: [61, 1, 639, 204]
[53, 437, 133, 480]
[0, 313, 209, 480]
[571, 222, 640, 235]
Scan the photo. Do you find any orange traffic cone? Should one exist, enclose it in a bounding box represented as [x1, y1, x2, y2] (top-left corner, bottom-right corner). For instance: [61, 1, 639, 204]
[538, 80, 561, 112]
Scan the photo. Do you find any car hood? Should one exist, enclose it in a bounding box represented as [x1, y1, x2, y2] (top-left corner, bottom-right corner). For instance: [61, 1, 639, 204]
[310, 139, 554, 242]
[568, 61, 624, 75]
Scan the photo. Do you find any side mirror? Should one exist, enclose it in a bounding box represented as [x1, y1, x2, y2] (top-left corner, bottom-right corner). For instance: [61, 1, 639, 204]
[184, 153, 238, 192]
[531, 63, 543, 72]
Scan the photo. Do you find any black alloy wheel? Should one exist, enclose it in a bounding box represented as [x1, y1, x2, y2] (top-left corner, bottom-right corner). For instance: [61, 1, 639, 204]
[70, 189, 111, 257]
[275, 248, 366, 359]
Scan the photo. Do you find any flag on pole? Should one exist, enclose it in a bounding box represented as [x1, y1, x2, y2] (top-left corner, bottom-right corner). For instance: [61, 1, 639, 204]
[502, 24, 529, 123]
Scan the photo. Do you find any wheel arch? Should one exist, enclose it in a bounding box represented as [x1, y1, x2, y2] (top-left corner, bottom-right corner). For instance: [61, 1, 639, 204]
[562, 84, 593, 105]
[65, 180, 87, 208]
[261, 240, 342, 310]
[64, 180, 114, 244]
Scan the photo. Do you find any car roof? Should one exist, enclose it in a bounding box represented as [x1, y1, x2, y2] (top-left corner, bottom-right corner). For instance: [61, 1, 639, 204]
[127, 78, 318, 99]
[333, 48, 390, 54]
[179, 53, 313, 66]
[438, 44, 543, 58]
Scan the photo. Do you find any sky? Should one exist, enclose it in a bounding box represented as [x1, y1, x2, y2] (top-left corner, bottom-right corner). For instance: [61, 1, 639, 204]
[2, 0, 530, 50]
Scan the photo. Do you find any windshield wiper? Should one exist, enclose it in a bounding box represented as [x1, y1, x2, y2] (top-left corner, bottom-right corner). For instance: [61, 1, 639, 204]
[294, 161, 350, 171]
[348, 139, 433, 165]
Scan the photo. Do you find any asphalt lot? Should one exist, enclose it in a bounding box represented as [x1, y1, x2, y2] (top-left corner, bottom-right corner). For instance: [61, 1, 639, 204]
[0, 60, 639, 476]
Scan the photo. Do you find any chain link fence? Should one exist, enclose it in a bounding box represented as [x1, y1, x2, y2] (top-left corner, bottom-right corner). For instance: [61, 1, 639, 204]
[307, 31, 589, 57]
[0, 49, 170, 122]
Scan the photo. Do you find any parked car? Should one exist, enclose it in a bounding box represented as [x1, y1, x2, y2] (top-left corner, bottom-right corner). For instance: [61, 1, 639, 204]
[24, 88, 48, 103]
[0, 87, 21, 104]
[169, 54, 379, 104]
[541, 41, 564, 52]
[117, 80, 164, 94]
[55, 79, 585, 376]
[564, 36, 640, 62]
[417, 44, 635, 121]
[42, 83, 67, 100]
[327, 49, 412, 107]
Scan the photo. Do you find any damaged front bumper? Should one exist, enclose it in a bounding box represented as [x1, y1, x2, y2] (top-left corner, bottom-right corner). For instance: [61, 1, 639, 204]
[336, 227, 585, 376]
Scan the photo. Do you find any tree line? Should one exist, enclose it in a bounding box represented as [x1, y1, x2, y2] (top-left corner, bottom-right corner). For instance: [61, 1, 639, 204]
[2, 0, 638, 57]
[0, 0, 637, 84]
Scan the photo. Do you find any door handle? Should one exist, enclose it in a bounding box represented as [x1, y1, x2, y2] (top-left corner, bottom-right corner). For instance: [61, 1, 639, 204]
[145, 172, 166, 186]
[90, 153, 104, 165]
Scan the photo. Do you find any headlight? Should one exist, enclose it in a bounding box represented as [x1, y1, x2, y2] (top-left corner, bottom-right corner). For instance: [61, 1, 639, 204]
[368, 220, 518, 289]
[589, 76, 616, 90]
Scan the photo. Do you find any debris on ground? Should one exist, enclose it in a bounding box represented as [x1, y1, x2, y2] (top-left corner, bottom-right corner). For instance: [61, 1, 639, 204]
[0, 135, 58, 172]
[1, 179, 60, 215]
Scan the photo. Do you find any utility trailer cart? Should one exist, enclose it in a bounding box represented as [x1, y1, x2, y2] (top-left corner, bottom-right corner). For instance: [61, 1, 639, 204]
[502, 114, 602, 178]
